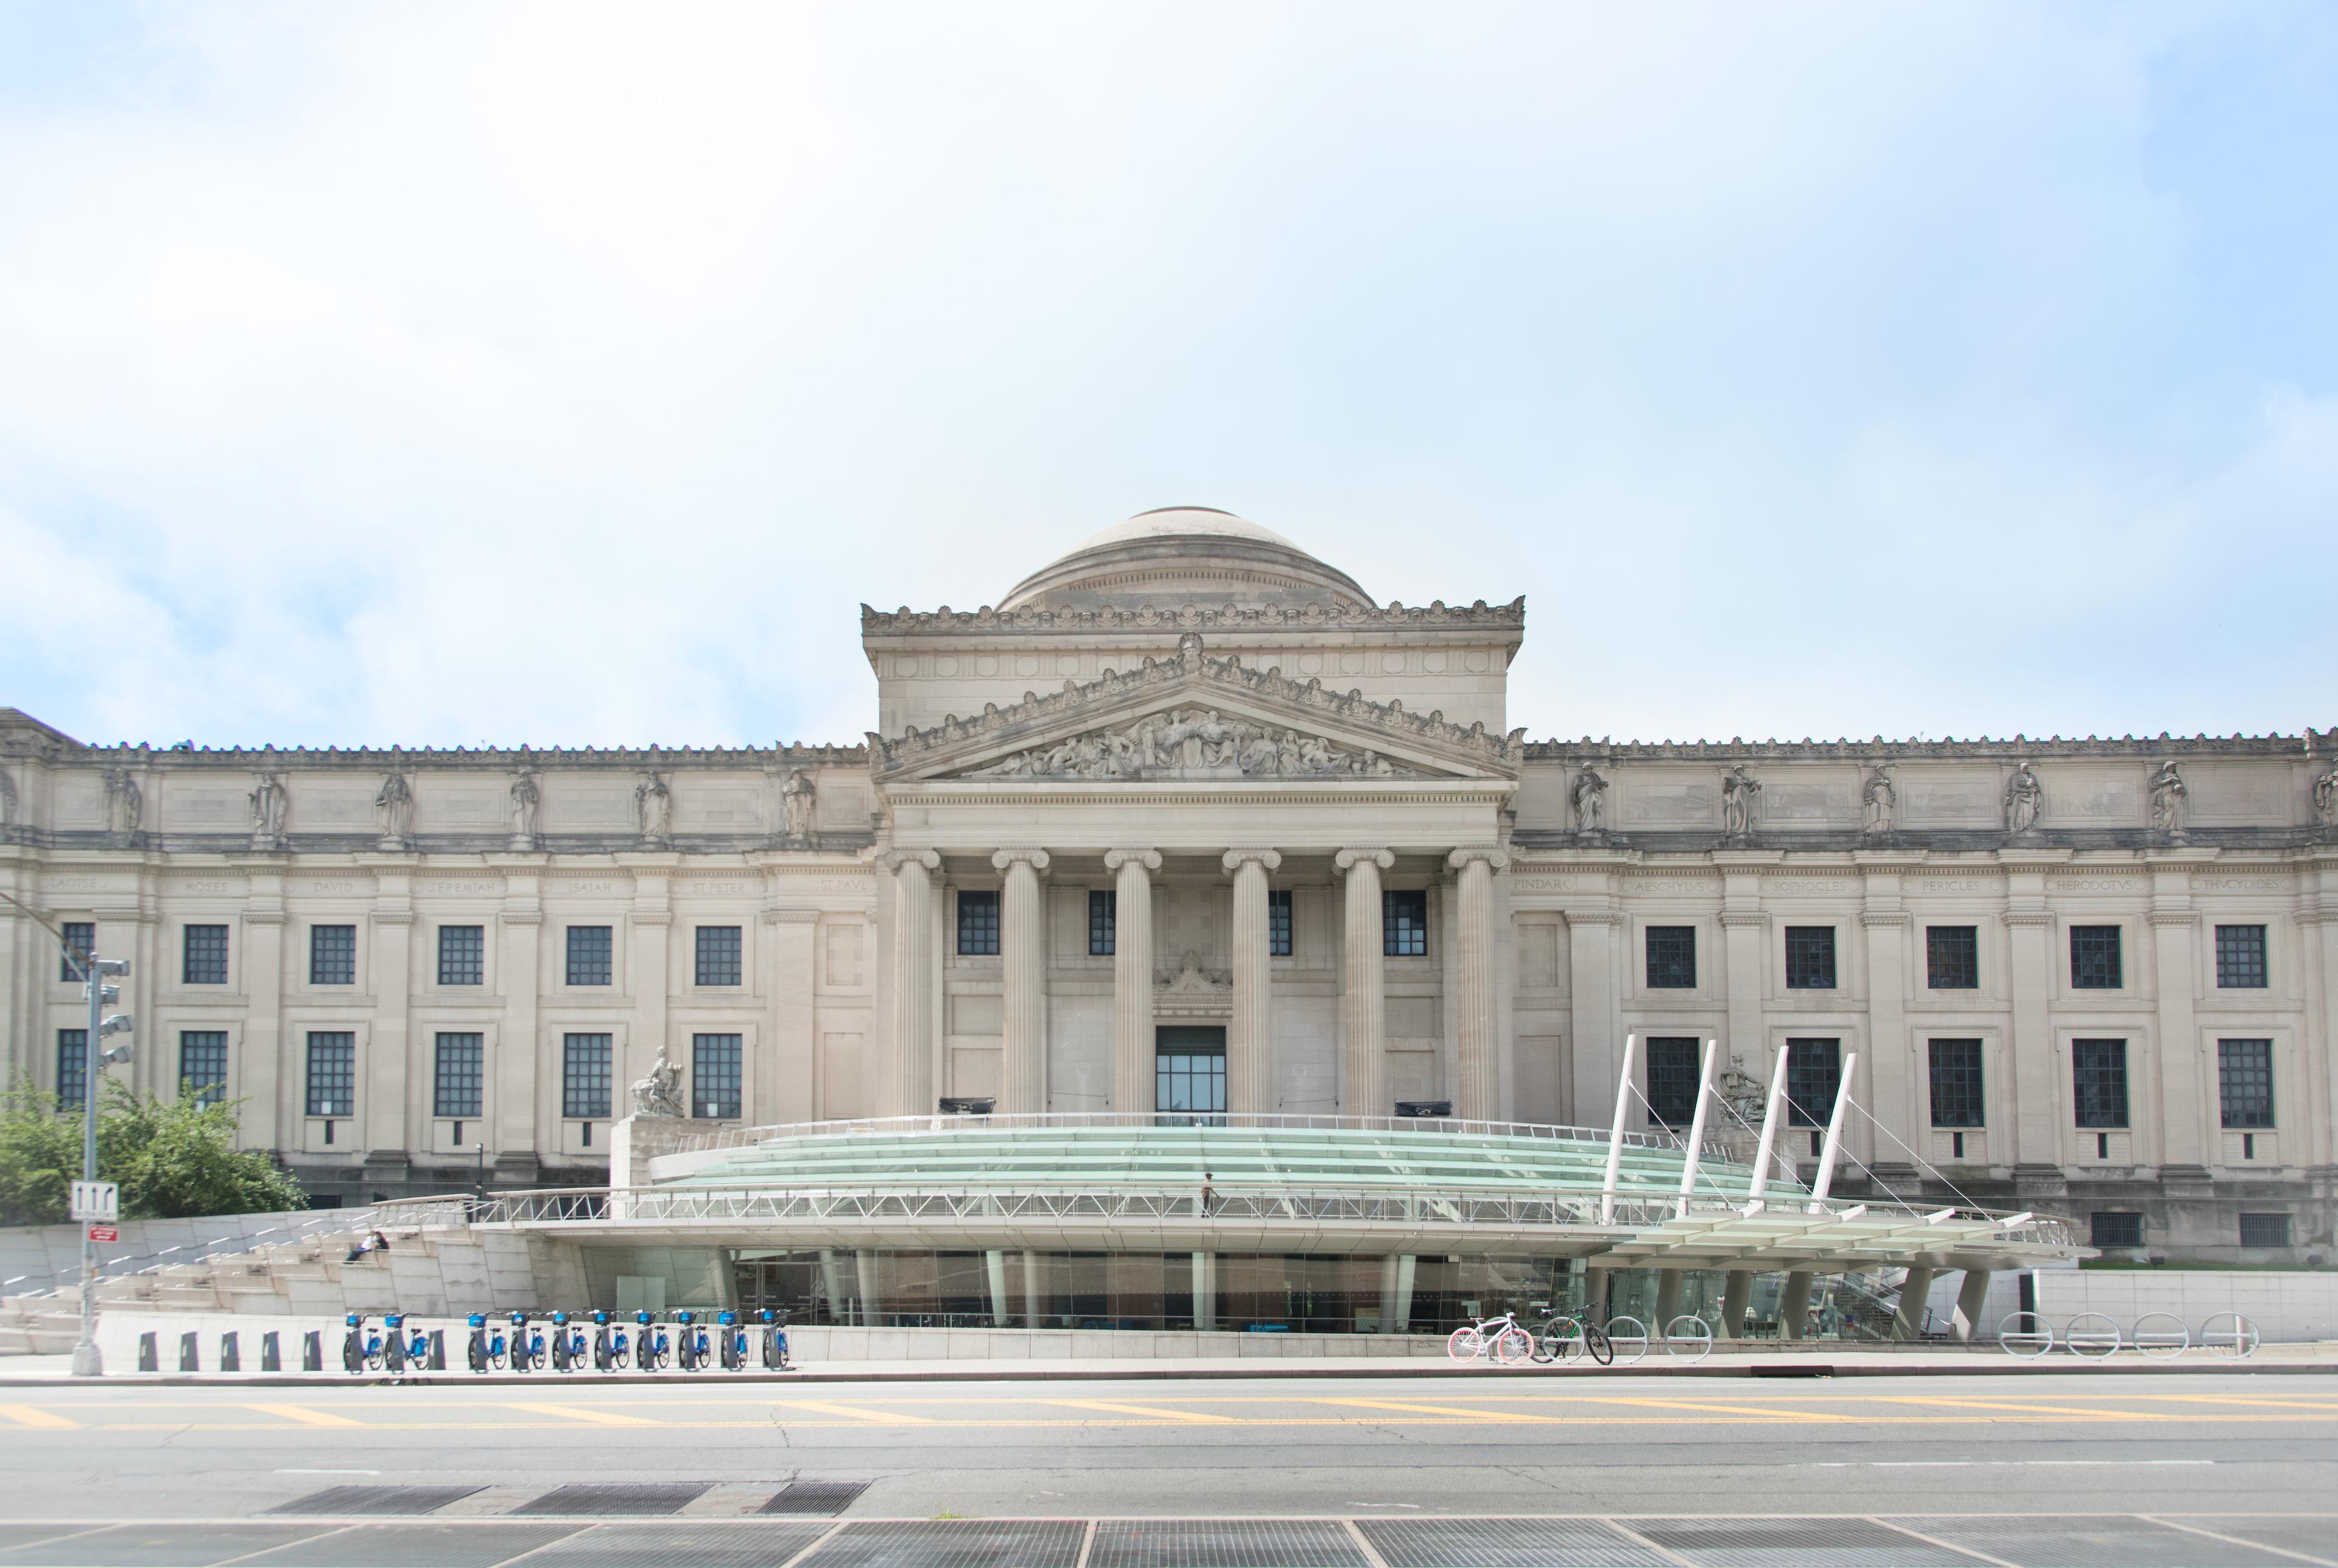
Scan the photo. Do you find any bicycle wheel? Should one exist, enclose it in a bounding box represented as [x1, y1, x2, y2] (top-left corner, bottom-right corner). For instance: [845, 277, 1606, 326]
[1446, 1326, 1486, 1363]
[364, 1349, 384, 1372]
[490, 1347, 507, 1370]
[1494, 1328, 1534, 1366]
[1584, 1321, 1613, 1366]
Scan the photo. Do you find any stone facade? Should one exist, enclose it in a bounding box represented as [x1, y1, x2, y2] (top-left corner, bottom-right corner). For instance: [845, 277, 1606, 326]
[4, 507, 2336, 1262]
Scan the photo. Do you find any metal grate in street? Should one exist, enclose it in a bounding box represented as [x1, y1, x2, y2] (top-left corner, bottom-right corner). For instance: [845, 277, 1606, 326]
[1631, 1517, 1982, 1567]
[518, 1522, 834, 1568]
[801, 1520, 1084, 1568]
[759, 1482, 872, 1516]
[234, 1524, 584, 1568]
[1901, 1517, 2306, 1568]
[0, 1525, 340, 1567]
[270, 1488, 486, 1517]
[506, 1487, 712, 1519]
[1089, 1521, 1369, 1568]
[1361, 1516, 1671, 1567]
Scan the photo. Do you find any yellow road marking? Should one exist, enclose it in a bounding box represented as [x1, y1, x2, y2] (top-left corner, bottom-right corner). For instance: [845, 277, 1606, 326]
[1312, 1398, 1548, 1421]
[0, 1405, 78, 1430]
[1881, 1398, 2174, 1420]
[245, 1404, 365, 1429]
[2133, 1394, 2338, 1412]
[774, 1400, 938, 1424]
[503, 1402, 661, 1426]
[1051, 1400, 1238, 1423]
[1593, 1398, 1849, 1421]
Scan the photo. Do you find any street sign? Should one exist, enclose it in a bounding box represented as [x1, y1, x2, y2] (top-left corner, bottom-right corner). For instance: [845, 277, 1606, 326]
[69, 1181, 118, 1222]
[87, 1225, 118, 1244]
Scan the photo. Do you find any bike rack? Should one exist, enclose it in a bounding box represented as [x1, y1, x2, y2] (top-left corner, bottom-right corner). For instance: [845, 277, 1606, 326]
[2063, 1311, 2121, 1360]
[1606, 1314, 1650, 1367]
[1663, 1315, 1713, 1363]
[2201, 1312, 2260, 1359]
[2129, 1311, 2190, 1360]
[1997, 1310, 2054, 1358]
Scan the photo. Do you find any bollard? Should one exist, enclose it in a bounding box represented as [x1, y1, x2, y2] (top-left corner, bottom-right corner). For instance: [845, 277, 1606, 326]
[427, 1329, 446, 1371]
[180, 1332, 200, 1372]
[261, 1332, 281, 1372]
[138, 1332, 159, 1373]
[220, 1332, 241, 1373]
[303, 1331, 323, 1372]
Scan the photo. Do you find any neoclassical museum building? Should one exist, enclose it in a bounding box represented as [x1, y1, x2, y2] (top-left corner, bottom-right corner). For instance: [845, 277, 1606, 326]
[4, 509, 2335, 1290]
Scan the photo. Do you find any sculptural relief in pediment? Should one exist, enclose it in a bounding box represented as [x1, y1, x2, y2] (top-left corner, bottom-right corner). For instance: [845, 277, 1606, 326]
[961, 706, 1438, 782]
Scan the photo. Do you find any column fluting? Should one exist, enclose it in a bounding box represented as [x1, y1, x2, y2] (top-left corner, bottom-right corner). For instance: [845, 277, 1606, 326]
[1104, 849, 1161, 1115]
[993, 849, 1051, 1114]
[1222, 848, 1282, 1115]
[888, 849, 940, 1116]
[1336, 848, 1394, 1118]
[1447, 845, 1508, 1121]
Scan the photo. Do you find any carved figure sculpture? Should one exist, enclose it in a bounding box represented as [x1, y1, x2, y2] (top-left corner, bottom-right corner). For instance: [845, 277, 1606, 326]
[1862, 765, 1897, 836]
[1720, 765, 1761, 838]
[1570, 765, 1607, 835]
[249, 771, 290, 844]
[2149, 760, 2188, 836]
[630, 1043, 687, 1119]
[972, 708, 1430, 780]
[374, 772, 414, 842]
[508, 770, 541, 842]
[2004, 761, 2043, 835]
[0, 766, 16, 828]
[2317, 762, 2338, 828]
[636, 771, 672, 842]
[104, 768, 142, 835]
[782, 769, 817, 841]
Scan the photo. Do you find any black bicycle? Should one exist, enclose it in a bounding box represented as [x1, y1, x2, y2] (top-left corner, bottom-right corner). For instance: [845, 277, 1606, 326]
[1528, 1313, 1613, 1366]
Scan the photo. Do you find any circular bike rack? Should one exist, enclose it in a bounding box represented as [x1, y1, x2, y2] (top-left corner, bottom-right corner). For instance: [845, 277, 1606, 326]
[2201, 1312, 2261, 1360]
[1997, 1310, 2054, 1358]
[2065, 1311, 2122, 1360]
[1532, 1317, 1586, 1365]
[2129, 1311, 2191, 1360]
[1605, 1314, 1651, 1367]
[1663, 1315, 1714, 1363]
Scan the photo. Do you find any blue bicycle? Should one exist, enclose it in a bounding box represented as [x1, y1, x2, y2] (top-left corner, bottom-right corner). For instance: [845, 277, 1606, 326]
[636, 1311, 670, 1370]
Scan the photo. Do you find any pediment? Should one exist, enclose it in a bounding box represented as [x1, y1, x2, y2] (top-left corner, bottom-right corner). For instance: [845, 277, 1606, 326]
[869, 635, 1523, 784]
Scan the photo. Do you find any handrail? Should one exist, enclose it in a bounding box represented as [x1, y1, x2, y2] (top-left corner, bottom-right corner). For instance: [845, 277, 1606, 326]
[663, 1110, 1732, 1160]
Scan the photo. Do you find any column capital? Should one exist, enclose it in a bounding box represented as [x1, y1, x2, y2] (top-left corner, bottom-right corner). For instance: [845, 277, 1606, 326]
[884, 848, 941, 873]
[1445, 845, 1509, 872]
[991, 848, 1053, 872]
[1335, 847, 1394, 873]
[1104, 848, 1161, 872]
[1221, 847, 1282, 874]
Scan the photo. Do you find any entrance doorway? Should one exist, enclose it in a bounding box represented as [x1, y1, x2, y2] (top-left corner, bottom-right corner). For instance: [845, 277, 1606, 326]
[1156, 1026, 1226, 1122]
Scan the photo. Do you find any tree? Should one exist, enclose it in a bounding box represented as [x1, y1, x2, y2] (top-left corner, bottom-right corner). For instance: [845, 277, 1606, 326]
[0, 1074, 306, 1226]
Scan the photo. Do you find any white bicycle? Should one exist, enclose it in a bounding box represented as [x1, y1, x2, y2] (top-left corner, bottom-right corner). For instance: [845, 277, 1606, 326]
[1447, 1312, 1536, 1365]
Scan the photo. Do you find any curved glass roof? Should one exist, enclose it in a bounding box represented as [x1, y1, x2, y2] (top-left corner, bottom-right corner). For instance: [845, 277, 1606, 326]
[675, 1121, 1785, 1203]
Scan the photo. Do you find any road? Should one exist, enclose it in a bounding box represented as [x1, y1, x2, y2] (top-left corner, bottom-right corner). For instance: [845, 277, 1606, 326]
[0, 1372, 2328, 1564]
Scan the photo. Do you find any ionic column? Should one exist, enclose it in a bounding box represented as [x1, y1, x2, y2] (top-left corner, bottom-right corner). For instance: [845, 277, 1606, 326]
[888, 850, 941, 1116]
[1447, 846, 1508, 1121]
[1104, 849, 1160, 1115]
[1223, 849, 1282, 1115]
[1336, 849, 1394, 1118]
[993, 849, 1051, 1114]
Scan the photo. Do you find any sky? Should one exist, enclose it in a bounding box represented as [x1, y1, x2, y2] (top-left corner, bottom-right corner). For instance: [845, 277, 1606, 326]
[0, 2, 2333, 754]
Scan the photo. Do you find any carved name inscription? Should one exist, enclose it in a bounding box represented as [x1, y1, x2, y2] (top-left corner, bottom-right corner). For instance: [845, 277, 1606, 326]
[427, 880, 501, 896]
[295, 880, 363, 895]
[2194, 876, 2289, 892]
[175, 880, 234, 895]
[2048, 878, 2146, 893]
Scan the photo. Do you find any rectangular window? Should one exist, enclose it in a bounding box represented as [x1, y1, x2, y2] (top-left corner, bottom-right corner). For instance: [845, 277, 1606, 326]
[183, 924, 230, 985]
[1156, 1027, 1227, 1119]
[2090, 1212, 2144, 1248]
[60, 922, 95, 982]
[1785, 926, 1837, 990]
[1926, 926, 1979, 990]
[55, 1030, 87, 1112]
[433, 1032, 484, 1119]
[2071, 1038, 2129, 1129]
[1646, 926, 1696, 990]
[309, 924, 357, 985]
[1089, 890, 1115, 956]
[2215, 925, 2268, 989]
[1928, 1039, 1985, 1129]
[437, 925, 485, 986]
[562, 1034, 613, 1120]
[695, 925, 743, 987]
[2239, 1213, 2291, 1248]
[692, 1033, 743, 1119]
[305, 1032, 356, 1118]
[1268, 889, 1293, 957]
[2218, 1038, 2274, 1129]
[566, 925, 613, 986]
[1785, 1038, 1842, 1128]
[1645, 1037, 1702, 1129]
[2070, 925, 2122, 989]
[1383, 890, 1429, 957]
[957, 891, 1000, 956]
[179, 1031, 228, 1110]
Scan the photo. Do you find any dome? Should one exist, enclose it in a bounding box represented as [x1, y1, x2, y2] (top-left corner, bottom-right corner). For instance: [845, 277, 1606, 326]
[1001, 506, 1372, 611]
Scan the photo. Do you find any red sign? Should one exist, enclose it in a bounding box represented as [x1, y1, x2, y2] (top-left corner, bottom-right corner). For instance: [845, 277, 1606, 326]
[87, 1225, 118, 1242]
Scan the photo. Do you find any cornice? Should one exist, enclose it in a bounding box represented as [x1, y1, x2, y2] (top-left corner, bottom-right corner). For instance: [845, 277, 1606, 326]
[1523, 731, 2331, 762]
[860, 597, 1526, 639]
